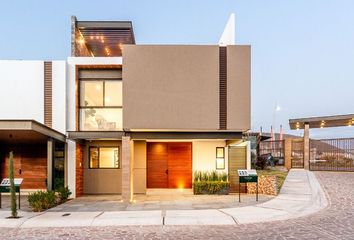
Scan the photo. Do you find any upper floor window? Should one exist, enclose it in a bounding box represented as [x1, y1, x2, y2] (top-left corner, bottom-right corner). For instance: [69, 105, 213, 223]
[79, 69, 122, 131]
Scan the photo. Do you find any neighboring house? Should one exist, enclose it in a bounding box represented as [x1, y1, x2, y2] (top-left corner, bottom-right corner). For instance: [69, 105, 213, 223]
[0, 15, 251, 200]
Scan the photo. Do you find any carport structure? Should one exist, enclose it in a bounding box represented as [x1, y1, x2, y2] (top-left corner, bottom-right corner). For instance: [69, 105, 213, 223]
[0, 120, 66, 190]
[289, 114, 354, 171]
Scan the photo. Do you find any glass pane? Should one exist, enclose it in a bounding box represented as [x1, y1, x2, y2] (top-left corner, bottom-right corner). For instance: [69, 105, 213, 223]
[80, 81, 103, 107]
[80, 108, 123, 131]
[99, 147, 119, 168]
[53, 142, 65, 190]
[90, 148, 99, 168]
[105, 81, 122, 106]
[216, 147, 224, 158]
[216, 158, 225, 169]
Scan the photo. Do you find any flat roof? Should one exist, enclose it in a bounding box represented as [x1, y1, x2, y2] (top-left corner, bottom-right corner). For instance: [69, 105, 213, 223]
[289, 114, 354, 130]
[76, 20, 135, 57]
[0, 120, 66, 143]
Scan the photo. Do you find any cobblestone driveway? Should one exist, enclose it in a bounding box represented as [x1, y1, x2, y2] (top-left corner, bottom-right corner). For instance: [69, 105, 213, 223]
[1, 172, 353, 240]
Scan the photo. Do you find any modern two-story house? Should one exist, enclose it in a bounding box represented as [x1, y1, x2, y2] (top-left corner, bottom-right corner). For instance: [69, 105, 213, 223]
[0, 15, 251, 201]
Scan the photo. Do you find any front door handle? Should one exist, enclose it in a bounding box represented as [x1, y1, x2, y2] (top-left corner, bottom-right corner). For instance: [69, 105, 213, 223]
[165, 169, 168, 175]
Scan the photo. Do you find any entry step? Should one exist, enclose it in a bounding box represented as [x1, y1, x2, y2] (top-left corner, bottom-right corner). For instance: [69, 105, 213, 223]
[146, 189, 193, 196]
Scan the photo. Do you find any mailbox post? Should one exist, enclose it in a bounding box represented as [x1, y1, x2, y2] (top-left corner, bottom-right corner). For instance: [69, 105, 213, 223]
[237, 170, 258, 202]
[0, 178, 23, 209]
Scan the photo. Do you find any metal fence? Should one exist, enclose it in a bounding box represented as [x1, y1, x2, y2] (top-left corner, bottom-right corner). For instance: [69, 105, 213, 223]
[310, 138, 354, 171]
[259, 140, 285, 165]
[291, 139, 304, 168]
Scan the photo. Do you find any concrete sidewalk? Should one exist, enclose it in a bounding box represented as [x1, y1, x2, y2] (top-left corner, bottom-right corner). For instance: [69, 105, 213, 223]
[0, 169, 328, 228]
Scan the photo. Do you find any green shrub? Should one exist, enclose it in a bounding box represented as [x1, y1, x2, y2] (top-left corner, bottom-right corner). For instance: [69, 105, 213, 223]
[193, 181, 230, 195]
[54, 178, 65, 190]
[193, 170, 229, 194]
[193, 170, 228, 182]
[56, 187, 72, 203]
[28, 191, 57, 212]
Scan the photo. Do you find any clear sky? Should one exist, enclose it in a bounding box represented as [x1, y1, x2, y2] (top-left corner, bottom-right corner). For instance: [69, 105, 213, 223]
[0, 0, 353, 138]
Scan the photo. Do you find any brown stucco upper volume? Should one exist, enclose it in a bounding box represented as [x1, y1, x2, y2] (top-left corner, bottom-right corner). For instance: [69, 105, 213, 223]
[123, 45, 250, 131]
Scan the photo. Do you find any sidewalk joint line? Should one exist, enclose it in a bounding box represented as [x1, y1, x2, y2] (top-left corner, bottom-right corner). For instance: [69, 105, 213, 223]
[217, 209, 238, 224]
[162, 210, 166, 225]
[18, 211, 46, 229]
[90, 211, 104, 226]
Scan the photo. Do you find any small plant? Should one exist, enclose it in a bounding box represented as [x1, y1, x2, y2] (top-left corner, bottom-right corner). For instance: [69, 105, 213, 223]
[193, 170, 229, 194]
[9, 151, 18, 218]
[220, 172, 228, 182]
[28, 191, 57, 212]
[255, 154, 269, 169]
[54, 178, 65, 190]
[56, 187, 72, 203]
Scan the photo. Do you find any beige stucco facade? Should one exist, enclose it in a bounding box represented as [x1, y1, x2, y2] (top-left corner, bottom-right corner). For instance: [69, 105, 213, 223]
[83, 140, 122, 194]
[132, 140, 147, 194]
[192, 140, 228, 172]
[74, 45, 251, 197]
[227, 45, 251, 131]
[123, 45, 220, 130]
[122, 45, 250, 131]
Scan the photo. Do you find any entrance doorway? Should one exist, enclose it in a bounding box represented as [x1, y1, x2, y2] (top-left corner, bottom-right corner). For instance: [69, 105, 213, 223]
[147, 142, 192, 189]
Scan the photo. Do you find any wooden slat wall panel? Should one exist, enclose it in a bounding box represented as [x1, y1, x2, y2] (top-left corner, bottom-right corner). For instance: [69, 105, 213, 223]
[44, 61, 53, 127]
[167, 143, 192, 188]
[76, 143, 84, 196]
[219, 47, 227, 130]
[228, 146, 247, 193]
[0, 145, 47, 189]
[147, 143, 168, 188]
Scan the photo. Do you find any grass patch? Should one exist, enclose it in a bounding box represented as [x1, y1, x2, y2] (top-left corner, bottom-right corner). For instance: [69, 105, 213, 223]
[257, 170, 288, 191]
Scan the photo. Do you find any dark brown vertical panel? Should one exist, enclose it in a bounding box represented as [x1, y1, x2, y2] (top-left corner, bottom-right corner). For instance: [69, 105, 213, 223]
[44, 61, 53, 127]
[219, 47, 227, 130]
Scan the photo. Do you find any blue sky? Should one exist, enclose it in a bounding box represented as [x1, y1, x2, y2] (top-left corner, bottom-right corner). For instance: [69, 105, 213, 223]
[1, 0, 353, 138]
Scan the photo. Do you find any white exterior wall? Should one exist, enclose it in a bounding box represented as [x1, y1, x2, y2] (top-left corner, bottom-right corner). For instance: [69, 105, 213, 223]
[0, 60, 44, 123]
[66, 57, 122, 131]
[192, 140, 228, 173]
[52, 61, 66, 133]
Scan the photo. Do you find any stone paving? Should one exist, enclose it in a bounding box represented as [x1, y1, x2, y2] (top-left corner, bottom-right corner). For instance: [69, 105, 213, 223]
[0, 172, 353, 239]
[48, 193, 272, 212]
[0, 192, 272, 212]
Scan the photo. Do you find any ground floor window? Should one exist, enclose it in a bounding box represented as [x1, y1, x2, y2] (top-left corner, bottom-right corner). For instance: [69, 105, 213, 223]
[89, 147, 119, 169]
[53, 141, 65, 190]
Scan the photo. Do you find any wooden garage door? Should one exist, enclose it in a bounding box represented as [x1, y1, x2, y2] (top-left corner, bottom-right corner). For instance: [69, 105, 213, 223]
[147, 142, 192, 189]
[228, 146, 247, 193]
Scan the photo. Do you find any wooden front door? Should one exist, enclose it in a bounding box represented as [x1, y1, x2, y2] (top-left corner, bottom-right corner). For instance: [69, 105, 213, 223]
[147, 142, 192, 189]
